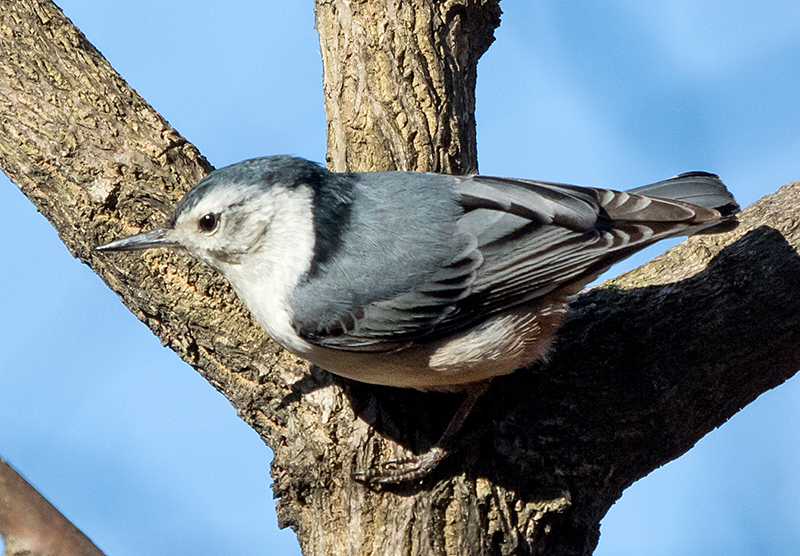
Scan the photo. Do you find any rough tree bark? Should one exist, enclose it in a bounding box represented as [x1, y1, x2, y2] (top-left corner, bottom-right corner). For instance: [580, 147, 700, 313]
[316, 0, 497, 174]
[1, 1, 798, 555]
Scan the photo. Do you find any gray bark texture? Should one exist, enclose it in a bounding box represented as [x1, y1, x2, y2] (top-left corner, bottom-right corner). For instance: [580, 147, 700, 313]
[1, 1, 798, 555]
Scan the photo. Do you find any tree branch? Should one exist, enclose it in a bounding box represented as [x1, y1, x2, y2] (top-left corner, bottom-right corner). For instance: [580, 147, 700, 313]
[1, 1, 797, 555]
[0, 458, 106, 556]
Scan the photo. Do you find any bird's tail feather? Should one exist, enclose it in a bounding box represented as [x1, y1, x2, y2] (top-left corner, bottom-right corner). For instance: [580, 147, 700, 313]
[628, 171, 739, 215]
[623, 171, 740, 234]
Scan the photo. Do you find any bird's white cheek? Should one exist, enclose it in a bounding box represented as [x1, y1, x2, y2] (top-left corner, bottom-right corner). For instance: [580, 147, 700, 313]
[219, 188, 317, 356]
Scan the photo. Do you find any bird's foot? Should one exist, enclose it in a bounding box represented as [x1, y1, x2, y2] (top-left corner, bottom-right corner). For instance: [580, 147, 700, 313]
[352, 446, 448, 485]
[352, 382, 490, 485]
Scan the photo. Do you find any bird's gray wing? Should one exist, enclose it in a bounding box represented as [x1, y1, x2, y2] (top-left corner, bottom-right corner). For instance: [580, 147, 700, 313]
[456, 175, 722, 313]
[292, 233, 484, 352]
[294, 174, 726, 352]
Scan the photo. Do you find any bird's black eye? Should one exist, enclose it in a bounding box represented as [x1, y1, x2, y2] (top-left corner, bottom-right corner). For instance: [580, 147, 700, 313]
[198, 213, 218, 233]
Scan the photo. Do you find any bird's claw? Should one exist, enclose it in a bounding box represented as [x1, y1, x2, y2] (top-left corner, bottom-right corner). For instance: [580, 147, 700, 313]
[352, 446, 447, 485]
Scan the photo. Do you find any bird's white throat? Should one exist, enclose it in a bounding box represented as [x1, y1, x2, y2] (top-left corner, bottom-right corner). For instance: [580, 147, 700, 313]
[219, 185, 316, 355]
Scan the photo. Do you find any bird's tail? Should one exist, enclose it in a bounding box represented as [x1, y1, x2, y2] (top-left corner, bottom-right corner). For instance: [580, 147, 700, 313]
[614, 171, 740, 234]
[628, 171, 739, 216]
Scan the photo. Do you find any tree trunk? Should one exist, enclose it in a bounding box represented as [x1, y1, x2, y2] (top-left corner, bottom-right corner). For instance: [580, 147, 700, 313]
[316, 0, 499, 174]
[1, 1, 798, 555]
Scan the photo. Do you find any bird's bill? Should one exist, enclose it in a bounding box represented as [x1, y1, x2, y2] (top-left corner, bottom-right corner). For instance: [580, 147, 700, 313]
[95, 227, 178, 251]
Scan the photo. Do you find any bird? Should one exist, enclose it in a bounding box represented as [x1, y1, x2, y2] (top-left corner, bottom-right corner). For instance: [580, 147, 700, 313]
[97, 155, 739, 483]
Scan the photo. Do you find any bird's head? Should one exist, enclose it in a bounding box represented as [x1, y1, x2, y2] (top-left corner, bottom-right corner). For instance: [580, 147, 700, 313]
[96, 156, 326, 274]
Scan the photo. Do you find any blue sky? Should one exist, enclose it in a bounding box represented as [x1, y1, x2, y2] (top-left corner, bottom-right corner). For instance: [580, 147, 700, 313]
[1, 1, 799, 554]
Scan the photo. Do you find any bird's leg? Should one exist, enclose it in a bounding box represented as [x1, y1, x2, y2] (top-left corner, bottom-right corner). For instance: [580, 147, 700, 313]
[352, 381, 490, 485]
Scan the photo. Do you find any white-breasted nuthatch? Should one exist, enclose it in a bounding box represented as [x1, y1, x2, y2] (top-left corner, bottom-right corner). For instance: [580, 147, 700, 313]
[97, 156, 738, 483]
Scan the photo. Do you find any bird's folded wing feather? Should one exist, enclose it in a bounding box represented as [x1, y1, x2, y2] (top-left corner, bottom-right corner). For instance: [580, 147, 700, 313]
[296, 175, 719, 352]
